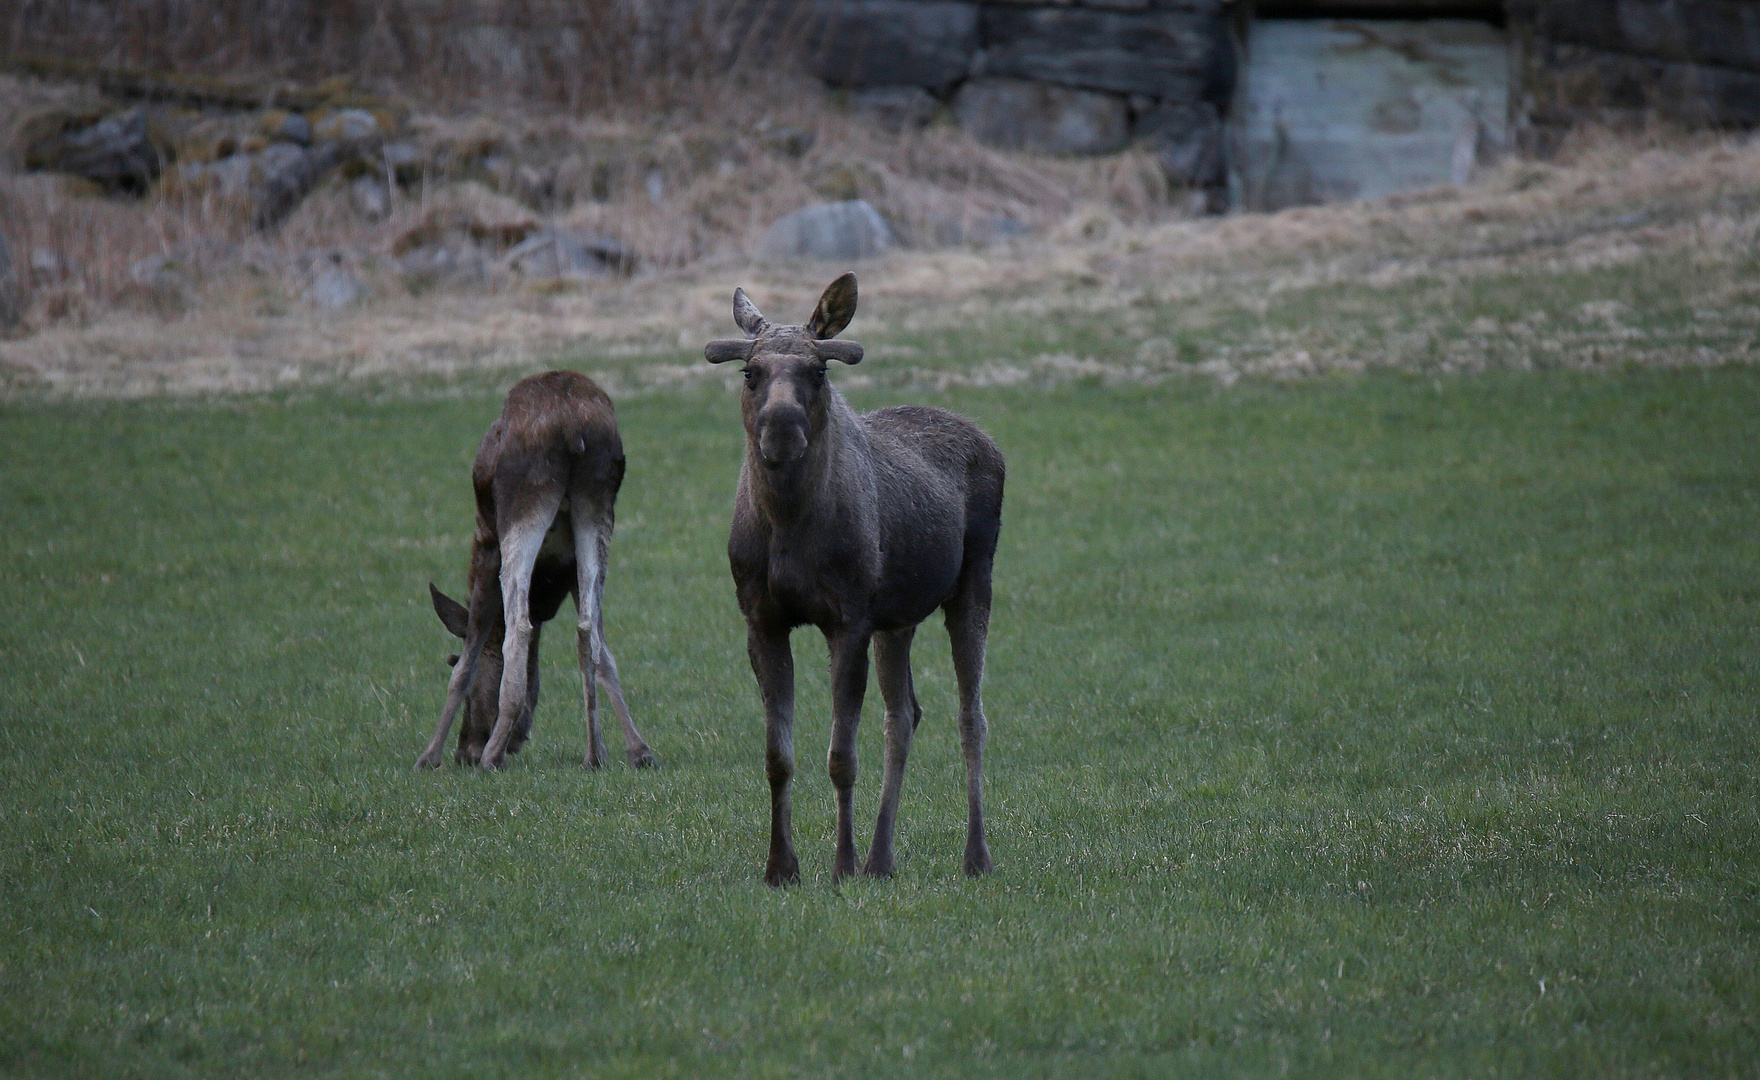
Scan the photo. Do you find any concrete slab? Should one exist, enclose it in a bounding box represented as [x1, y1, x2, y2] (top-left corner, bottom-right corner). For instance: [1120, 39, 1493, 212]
[1233, 19, 1508, 209]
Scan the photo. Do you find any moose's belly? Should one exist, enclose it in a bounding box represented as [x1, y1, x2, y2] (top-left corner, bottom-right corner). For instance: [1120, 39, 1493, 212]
[872, 546, 963, 630]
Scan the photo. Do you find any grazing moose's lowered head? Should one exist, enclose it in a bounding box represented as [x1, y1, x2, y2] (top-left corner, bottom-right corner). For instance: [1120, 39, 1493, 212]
[706, 274, 1005, 886]
[414, 369, 655, 771]
[428, 581, 546, 763]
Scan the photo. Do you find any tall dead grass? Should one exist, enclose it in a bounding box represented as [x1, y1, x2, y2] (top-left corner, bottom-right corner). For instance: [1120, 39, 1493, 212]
[1, 0, 804, 113]
[0, 63, 1194, 337]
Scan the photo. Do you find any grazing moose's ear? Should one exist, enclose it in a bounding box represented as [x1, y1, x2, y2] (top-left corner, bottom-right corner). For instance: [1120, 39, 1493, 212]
[732, 287, 768, 338]
[804, 272, 858, 339]
[704, 339, 754, 364]
[429, 582, 470, 639]
[813, 339, 864, 365]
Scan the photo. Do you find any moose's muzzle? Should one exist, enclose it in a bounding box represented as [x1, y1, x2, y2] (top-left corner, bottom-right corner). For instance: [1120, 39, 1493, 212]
[757, 404, 810, 466]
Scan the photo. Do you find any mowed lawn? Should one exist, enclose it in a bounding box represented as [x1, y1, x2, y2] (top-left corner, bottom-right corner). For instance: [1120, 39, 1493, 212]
[2, 369, 1757, 1078]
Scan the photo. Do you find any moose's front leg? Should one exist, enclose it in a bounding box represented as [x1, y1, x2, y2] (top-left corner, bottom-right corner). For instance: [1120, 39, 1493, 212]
[749, 626, 799, 886]
[826, 626, 871, 881]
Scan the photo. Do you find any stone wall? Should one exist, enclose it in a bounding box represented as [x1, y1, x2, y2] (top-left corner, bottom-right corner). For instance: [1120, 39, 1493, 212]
[804, 0, 1243, 198]
[1510, 0, 1760, 151]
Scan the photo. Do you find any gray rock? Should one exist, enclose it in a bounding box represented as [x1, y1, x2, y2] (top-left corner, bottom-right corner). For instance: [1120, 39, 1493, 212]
[504, 227, 635, 280]
[760, 200, 895, 260]
[1133, 99, 1225, 188]
[398, 239, 489, 289]
[955, 78, 1130, 155]
[980, 6, 1234, 102]
[181, 142, 335, 227]
[315, 108, 382, 144]
[180, 154, 251, 197]
[29, 248, 65, 279]
[806, 0, 979, 92]
[306, 257, 363, 309]
[127, 252, 190, 312]
[381, 140, 425, 183]
[27, 108, 161, 194]
[274, 113, 313, 145]
[350, 175, 392, 219]
[849, 86, 941, 131]
[254, 142, 324, 228]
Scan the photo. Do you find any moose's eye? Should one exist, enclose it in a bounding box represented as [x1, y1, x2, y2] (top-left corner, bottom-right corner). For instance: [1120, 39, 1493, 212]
[742, 367, 759, 388]
[810, 366, 827, 381]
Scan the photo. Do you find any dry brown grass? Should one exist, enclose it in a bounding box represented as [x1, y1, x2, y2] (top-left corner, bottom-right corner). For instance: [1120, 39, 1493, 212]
[4, 98, 1758, 398]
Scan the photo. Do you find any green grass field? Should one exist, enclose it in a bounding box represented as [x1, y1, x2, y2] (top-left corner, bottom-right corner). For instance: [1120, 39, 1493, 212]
[3, 368, 1757, 1077]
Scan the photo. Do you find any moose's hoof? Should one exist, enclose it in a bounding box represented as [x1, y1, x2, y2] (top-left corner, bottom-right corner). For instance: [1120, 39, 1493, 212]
[413, 751, 443, 772]
[963, 846, 992, 878]
[764, 855, 801, 888]
[628, 746, 657, 769]
[861, 855, 896, 879]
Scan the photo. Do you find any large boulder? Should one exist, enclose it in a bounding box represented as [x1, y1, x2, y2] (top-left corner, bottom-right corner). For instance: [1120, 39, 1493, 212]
[1133, 99, 1225, 188]
[24, 108, 162, 194]
[806, 0, 980, 92]
[760, 200, 896, 260]
[955, 78, 1130, 154]
[979, 5, 1235, 103]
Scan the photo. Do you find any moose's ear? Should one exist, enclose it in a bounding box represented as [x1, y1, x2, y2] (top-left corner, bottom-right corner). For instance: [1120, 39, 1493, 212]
[705, 339, 754, 364]
[430, 582, 470, 639]
[813, 339, 864, 365]
[805, 272, 857, 339]
[733, 287, 768, 338]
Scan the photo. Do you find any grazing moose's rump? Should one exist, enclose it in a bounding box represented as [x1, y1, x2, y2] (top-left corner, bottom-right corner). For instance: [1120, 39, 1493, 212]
[706, 273, 1005, 885]
[415, 370, 655, 771]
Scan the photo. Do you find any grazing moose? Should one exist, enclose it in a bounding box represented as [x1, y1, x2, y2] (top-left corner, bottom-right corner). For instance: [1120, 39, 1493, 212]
[415, 370, 655, 771]
[705, 273, 1005, 885]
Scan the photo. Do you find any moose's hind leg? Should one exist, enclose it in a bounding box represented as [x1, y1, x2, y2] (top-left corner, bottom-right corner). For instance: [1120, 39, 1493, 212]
[507, 622, 541, 755]
[945, 579, 994, 877]
[480, 508, 558, 768]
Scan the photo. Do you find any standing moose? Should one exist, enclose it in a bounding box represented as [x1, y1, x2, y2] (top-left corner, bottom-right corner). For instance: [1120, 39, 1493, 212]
[706, 273, 1005, 885]
[415, 370, 655, 771]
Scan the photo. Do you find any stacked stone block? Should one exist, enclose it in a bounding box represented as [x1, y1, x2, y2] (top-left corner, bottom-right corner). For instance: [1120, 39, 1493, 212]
[1510, 0, 1760, 151]
[805, 0, 1239, 196]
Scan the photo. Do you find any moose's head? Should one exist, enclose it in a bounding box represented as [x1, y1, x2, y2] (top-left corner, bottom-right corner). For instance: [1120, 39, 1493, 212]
[428, 582, 534, 763]
[704, 273, 864, 469]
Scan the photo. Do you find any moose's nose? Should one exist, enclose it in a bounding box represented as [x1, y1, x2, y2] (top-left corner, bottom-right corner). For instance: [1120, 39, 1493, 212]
[758, 411, 808, 465]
